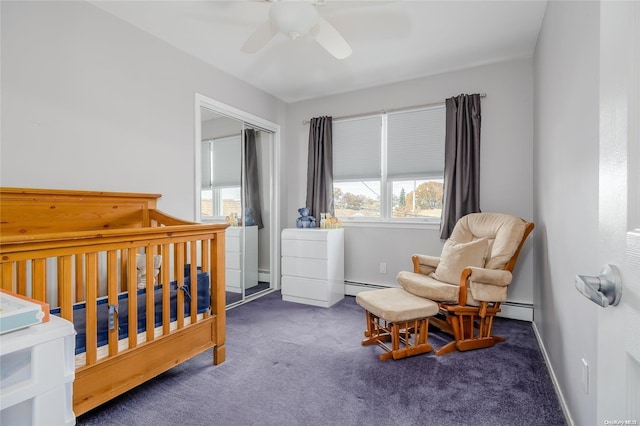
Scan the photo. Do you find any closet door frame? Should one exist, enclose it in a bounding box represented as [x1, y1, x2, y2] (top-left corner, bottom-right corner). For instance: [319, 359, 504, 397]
[194, 93, 282, 300]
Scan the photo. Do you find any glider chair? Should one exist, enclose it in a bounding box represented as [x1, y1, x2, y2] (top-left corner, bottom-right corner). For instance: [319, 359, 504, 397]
[397, 213, 534, 355]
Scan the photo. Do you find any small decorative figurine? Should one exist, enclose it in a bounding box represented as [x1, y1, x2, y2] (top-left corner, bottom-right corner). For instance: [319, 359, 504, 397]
[244, 207, 255, 226]
[226, 213, 239, 226]
[323, 213, 342, 229]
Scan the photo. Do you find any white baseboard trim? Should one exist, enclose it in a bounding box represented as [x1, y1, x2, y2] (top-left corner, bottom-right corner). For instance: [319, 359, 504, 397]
[532, 322, 575, 426]
[258, 271, 270, 283]
[498, 301, 533, 322]
[345, 281, 533, 321]
[345, 281, 394, 296]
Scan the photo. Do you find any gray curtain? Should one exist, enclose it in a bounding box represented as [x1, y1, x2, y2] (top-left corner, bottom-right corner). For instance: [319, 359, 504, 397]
[440, 94, 482, 239]
[243, 129, 263, 229]
[306, 116, 334, 220]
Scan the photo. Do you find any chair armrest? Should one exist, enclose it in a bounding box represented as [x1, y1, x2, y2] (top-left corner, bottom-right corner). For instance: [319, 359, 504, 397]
[411, 254, 440, 274]
[467, 267, 512, 287]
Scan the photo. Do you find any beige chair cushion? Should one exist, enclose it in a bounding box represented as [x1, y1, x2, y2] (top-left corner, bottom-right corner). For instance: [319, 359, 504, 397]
[450, 213, 526, 270]
[356, 287, 439, 323]
[430, 238, 489, 285]
[397, 271, 482, 306]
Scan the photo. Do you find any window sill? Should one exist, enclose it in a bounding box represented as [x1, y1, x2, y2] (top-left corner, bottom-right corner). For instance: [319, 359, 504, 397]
[339, 219, 440, 230]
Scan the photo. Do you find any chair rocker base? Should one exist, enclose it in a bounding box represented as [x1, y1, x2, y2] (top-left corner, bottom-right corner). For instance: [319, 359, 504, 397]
[435, 336, 498, 355]
[362, 310, 433, 361]
[430, 303, 505, 355]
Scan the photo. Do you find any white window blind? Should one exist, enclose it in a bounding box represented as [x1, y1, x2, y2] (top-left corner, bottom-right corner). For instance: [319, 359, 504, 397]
[332, 116, 382, 180]
[201, 141, 212, 189]
[387, 106, 446, 179]
[209, 135, 241, 187]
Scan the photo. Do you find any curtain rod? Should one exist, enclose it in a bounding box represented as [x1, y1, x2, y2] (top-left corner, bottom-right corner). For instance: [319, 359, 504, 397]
[302, 93, 486, 125]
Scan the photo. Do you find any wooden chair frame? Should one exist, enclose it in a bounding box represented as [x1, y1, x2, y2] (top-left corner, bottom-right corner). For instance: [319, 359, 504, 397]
[362, 310, 433, 360]
[413, 221, 535, 355]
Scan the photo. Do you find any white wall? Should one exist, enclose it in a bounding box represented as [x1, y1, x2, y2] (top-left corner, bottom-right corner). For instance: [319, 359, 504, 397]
[285, 59, 535, 309]
[0, 1, 285, 221]
[533, 1, 600, 424]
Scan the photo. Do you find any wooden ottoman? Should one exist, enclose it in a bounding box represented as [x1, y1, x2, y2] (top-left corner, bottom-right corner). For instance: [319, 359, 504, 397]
[356, 287, 439, 360]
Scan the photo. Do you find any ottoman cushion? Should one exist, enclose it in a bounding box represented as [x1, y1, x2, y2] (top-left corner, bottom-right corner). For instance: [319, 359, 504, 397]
[356, 288, 439, 323]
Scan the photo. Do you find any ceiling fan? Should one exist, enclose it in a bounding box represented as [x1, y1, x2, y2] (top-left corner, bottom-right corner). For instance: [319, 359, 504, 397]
[241, 0, 353, 59]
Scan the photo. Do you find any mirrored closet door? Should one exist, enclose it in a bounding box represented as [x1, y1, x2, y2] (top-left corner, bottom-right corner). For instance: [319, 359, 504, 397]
[197, 96, 278, 307]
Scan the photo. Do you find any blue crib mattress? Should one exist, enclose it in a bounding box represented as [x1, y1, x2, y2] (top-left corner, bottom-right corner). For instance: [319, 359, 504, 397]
[51, 272, 210, 355]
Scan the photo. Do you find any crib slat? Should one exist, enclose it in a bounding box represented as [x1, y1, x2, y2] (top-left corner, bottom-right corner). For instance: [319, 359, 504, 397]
[17, 261, 27, 295]
[120, 249, 128, 293]
[200, 241, 210, 319]
[57, 255, 74, 322]
[145, 250, 155, 342]
[175, 242, 185, 330]
[85, 253, 99, 365]
[75, 254, 84, 302]
[1, 263, 14, 292]
[107, 250, 119, 357]
[201, 238, 210, 273]
[190, 242, 197, 323]
[127, 249, 138, 349]
[31, 258, 47, 302]
[161, 244, 170, 335]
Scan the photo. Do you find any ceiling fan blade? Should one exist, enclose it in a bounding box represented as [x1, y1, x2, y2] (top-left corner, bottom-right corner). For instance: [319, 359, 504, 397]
[314, 17, 352, 59]
[241, 21, 277, 54]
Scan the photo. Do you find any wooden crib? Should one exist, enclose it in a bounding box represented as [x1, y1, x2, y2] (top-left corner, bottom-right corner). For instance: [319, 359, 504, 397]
[0, 187, 228, 416]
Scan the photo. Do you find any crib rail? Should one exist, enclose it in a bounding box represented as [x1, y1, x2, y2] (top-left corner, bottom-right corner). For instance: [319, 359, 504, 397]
[1, 221, 227, 364]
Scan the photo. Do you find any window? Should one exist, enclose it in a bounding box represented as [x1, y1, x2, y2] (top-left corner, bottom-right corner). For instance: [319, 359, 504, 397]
[332, 105, 445, 222]
[333, 116, 382, 218]
[201, 135, 241, 220]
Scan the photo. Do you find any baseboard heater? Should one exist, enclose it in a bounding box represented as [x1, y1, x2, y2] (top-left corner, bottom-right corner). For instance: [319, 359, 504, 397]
[344, 281, 533, 322]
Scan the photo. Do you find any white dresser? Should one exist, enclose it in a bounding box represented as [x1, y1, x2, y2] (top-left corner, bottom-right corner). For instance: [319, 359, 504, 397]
[225, 225, 258, 293]
[281, 228, 344, 308]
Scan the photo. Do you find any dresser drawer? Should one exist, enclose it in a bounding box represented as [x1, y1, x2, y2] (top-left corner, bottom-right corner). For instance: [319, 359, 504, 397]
[281, 276, 329, 301]
[281, 240, 327, 259]
[225, 269, 241, 288]
[282, 257, 329, 280]
[225, 227, 243, 238]
[226, 236, 240, 253]
[225, 252, 241, 270]
[281, 228, 331, 241]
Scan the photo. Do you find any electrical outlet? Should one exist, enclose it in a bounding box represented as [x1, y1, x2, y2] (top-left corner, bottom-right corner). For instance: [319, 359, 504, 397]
[581, 357, 589, 394]
[379, 262, 387, 274]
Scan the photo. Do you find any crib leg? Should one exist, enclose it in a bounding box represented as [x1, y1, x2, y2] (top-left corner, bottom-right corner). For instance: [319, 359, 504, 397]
[214, 344, 226, 365]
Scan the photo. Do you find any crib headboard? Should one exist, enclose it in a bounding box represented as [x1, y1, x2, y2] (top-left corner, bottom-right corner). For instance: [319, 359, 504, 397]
[0, 187, 162, 237]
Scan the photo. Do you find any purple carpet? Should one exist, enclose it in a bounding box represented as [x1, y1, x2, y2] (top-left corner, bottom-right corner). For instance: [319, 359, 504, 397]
[77, 291, 566, 425]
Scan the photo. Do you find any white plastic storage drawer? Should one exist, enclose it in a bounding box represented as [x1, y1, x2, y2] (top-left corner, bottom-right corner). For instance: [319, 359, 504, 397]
[1, 315, 76, 426]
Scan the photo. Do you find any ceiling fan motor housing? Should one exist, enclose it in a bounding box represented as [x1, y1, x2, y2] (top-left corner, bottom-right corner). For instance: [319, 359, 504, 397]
[269, 2, 319, 39]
